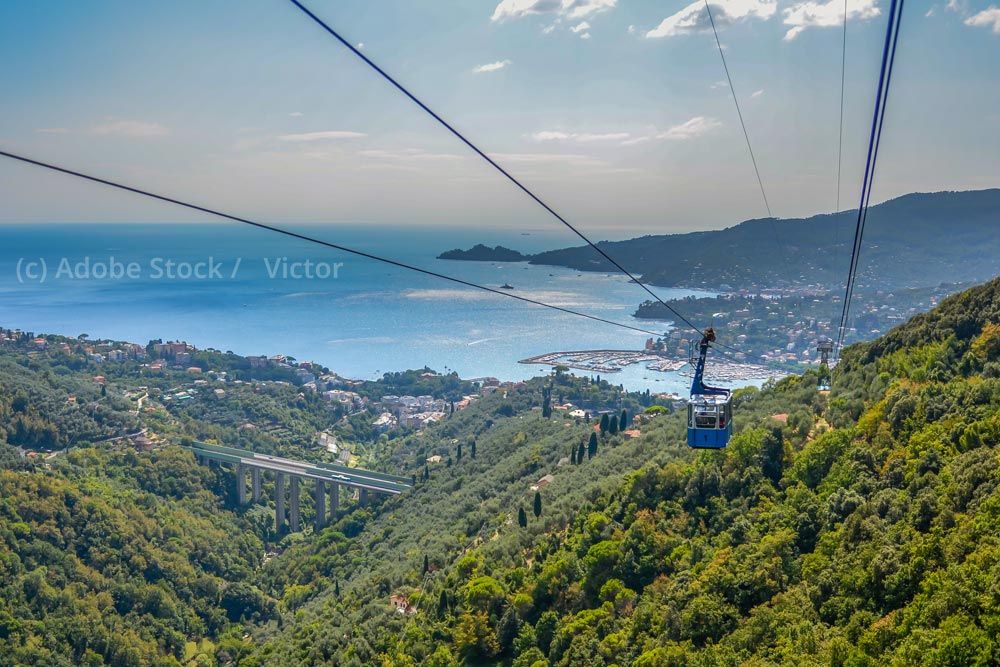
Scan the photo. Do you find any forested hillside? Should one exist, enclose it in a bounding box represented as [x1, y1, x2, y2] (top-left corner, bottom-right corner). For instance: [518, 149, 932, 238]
[4, 275, 1000, 666]
[0, 445, 270, 666]
[247, 276, 1000, 666]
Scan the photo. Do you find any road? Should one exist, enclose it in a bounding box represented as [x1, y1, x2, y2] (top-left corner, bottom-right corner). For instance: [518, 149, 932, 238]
[188, 441, 411, 495]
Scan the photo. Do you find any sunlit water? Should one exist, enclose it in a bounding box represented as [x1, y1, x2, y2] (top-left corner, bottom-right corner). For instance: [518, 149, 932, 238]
[1, 223, 766, 393]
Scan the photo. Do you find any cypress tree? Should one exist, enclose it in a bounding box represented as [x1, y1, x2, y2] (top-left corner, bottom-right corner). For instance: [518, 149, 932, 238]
[533, 491, 542, 518]
[609, 415, 619, 435]
[470, 439, 477, 458]
[571, 447, 577, 465]
[498, 607, 520, 653]
[518, 506, 527, 528]
[438, 590, 449, 617]
[621, 409, 628, 428]
[334, 580, 340, 596]
[588, 432, 598, 459]
[599, 413, 610, 432]
[577, 442, 585, 464]
[423, 464, 429, 481]
[457, 442, 462, 461]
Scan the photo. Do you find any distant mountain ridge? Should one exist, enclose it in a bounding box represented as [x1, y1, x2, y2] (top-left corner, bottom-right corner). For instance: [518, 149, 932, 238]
[445, 189, 1000, 292]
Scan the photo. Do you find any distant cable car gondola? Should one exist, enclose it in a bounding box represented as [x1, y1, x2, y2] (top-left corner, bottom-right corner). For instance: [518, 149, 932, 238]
[817, 338, 834, 390]
[687, 328, 733, 449]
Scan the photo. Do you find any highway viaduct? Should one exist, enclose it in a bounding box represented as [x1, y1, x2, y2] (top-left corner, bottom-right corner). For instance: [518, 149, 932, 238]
[187, 441, 411, 532]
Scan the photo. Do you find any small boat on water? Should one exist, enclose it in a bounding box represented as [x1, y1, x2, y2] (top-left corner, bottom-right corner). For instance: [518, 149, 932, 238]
[500, 283, 514, 290]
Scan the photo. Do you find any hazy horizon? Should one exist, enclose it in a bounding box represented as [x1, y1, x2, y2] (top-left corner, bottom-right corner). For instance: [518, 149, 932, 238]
[2, 1, 998, 234]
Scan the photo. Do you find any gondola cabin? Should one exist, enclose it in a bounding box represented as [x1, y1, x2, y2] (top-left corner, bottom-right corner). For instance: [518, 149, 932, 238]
[687, 327, 734, 449]
[687, 392, 732, 449]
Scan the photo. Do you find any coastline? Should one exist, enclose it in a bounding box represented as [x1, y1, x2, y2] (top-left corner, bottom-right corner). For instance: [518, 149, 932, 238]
[0, 224, 718, 394]
[519, 348, 783, 383]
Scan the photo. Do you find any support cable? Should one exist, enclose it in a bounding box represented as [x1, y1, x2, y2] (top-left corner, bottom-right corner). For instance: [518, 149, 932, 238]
[0, 148, 667, 338]
[835, 0, 905, 356]
[285, 0, 726, 346]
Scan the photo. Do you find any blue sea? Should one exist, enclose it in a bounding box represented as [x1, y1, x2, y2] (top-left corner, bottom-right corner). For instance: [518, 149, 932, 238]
[2, 223, 719, 393]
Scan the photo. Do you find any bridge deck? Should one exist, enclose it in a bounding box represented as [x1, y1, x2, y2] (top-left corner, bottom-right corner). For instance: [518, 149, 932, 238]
[187, 441, 411, 495]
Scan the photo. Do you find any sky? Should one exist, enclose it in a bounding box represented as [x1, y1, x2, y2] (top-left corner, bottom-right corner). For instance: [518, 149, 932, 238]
[0, 0, 998, 236]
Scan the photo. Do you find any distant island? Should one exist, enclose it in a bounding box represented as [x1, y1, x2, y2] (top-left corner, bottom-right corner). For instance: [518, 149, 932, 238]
[438, 244, 527, 262]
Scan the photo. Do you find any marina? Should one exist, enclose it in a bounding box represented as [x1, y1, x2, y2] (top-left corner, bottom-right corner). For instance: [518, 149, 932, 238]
[519, 349, 783, 383]
[678, 359, 781, 382]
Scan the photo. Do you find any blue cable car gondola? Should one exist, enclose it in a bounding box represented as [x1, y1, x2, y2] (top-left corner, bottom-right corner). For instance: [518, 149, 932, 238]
[687, 328, 733, 449]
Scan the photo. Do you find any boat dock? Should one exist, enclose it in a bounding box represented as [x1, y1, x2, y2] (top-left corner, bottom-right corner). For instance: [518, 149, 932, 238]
[519, 349, 782, 382]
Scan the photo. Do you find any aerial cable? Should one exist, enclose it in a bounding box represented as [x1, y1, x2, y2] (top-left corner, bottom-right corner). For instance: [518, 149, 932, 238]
[702, 0, 773, 221]
[835, 0, 905, 357]
[285, 0, 721, 345]
[0, 149, 667, 338]
[838, 0, 904, 353]
[836, 0, 848, 214]
[702, 0, 799, 364]
[828, 0, 849, 298]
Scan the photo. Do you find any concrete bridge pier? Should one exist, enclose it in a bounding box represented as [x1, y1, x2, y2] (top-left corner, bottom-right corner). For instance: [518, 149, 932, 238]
[360, 488, 368, 506]
[290, 477, 300, 532]
[275, 473, 285, 532]
[252, 467, 262, 502]
[329, 483, 339, 519]
[236, 463, 247, 505]
[315, 481, 326, 530]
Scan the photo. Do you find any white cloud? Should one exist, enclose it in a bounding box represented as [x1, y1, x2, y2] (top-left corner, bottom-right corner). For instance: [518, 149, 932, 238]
[35, 127, 70, 134]
[531, 131, 572, 141]
[943, 0, 1000, 34]
[571, 20, 591, 32]
[542, 23, 557, 33]
[710, 80, 730, 89]
[646, 0, 776, 38]
[490, 152, 606, 167]
[619, 117, 722, 145]
[89, 119, 168, 137]
[657, 116, 722, 140]
[750, 88, 765, 99]
[357, 42, 365, 49]
[491, 0, 616, 22]
[473, 59, 512, 73]
[965, 6, 1000, 32]
[276, 131, 367, 142]
[782, 0, 880, 41]
[580, 32, 592, 38]
[289, 112, 304, 118]
[566, 0, 616, 19]
[627, 24, 638, 34]
[530, 130, 630, 142]
[358, 148, 465, 161]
